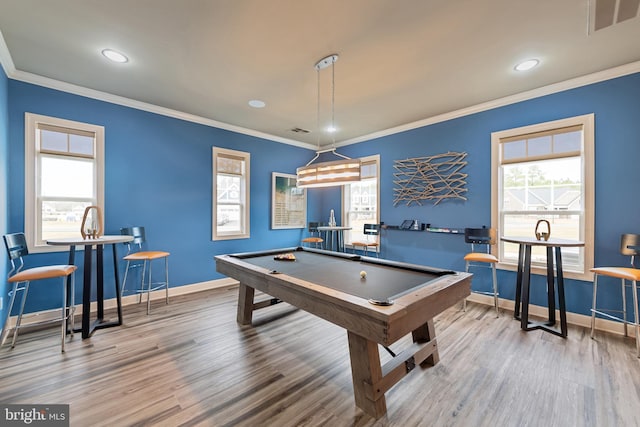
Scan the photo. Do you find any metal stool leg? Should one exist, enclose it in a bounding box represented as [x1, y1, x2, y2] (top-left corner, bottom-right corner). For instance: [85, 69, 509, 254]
[633, 279, 639, 358]
[61, 277, 67, 353]
[622, 278, 628, 337]
[165, 257, 169, 305]
[146, 260, 152, 315]
[463, 261, 470, 312]
[491, 263, 499, 317]
[11, 282, 30, 348]
[591, 274, 599, 339]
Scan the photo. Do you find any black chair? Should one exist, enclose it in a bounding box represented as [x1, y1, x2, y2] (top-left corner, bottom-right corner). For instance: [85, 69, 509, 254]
[301, 222, 324, 248]
[352, 224, 380, 257]
[120, 227, 170, 315]
[1, 232, 76, 352]
[590, 233, 640, 358]
[462, 227, 499, 316]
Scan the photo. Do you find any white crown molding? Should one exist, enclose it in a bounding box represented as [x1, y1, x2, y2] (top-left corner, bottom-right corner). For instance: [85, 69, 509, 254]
[0, 29, 16, 76]
[8, 69, 314, 149]
[337, 60, 640, 148]
[1, 25, 638, 151]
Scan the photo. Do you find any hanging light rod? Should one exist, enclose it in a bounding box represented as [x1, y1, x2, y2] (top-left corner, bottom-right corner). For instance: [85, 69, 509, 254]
[315, 54, 338, 70]
[297, 53, 360, 189]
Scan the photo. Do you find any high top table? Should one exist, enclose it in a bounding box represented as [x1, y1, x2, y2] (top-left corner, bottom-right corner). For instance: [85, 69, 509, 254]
[501, 236, 584, 337]
[317, 225, 352, 252]
[47, 235, 133, 339]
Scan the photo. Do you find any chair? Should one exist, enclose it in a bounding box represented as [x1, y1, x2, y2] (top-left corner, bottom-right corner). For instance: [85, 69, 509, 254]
[590, 233, 640, 358]
[462, 227, 499, 316]
[1, 233, 76, 352]
[301, 222, 324, 248]
[120, 227, 170, 314]
[352, 224, 380, 257]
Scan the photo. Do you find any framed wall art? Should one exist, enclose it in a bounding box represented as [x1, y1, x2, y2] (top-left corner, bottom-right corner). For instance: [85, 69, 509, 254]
[272, 172, 306, 229]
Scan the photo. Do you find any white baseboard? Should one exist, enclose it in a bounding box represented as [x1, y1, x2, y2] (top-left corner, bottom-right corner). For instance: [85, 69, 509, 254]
[2, 277, 239, 329]
[3, 279, 635, 341]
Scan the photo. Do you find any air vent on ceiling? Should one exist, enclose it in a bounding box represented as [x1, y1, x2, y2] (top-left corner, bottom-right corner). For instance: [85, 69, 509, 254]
[590, 0, 640, 33]
[290, 127, 311, 134]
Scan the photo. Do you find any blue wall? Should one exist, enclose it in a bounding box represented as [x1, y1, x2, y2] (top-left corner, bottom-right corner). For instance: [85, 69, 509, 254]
[5, 80, 320, 317]
[337, 72, 640, 316]
[0, 66, 8, 325]
[3, 71, 640, 323]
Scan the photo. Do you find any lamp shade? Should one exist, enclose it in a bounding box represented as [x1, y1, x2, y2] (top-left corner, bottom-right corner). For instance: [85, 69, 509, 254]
[297, 158, 361, 188]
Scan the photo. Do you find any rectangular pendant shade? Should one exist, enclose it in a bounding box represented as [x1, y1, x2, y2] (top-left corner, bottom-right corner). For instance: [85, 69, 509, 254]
[297, 158, 361, 188]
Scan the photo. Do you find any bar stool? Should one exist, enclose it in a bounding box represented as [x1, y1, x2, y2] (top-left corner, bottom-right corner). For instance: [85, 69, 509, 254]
[462, 227, 499, 316]
[301, 222, 324, 248]
[1, 232, 76, 352]
[590, 233, 640, 358]
[352, 224, 380, 257]
[120, 227, 170, 314]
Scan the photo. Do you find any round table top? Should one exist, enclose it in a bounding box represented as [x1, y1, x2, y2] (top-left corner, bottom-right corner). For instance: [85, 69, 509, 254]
[46, 235, 134, 246]
[317, 226, 352, 231]
[500, 236, 584, 247]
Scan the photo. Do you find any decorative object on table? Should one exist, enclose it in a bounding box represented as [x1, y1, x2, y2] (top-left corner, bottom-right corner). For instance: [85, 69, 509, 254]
[296, 54, 361, 188]
[535, 219, 551, 241]
[393, 151, 467, 206]
[329, 209, 337, 227]
[272, 172, 306, 229]
[80, 205, 103, 239]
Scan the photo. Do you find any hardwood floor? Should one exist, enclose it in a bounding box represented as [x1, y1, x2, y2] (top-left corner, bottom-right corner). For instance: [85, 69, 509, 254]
[1, 286, 639, 427]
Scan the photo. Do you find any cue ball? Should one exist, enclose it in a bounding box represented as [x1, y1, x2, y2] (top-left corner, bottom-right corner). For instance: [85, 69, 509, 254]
[360, 270, 367, 279]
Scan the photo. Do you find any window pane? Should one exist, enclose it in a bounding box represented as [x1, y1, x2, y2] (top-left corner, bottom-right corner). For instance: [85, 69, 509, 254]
[502, 212, 583, 270]
[41, 200, 92, 240]
[217, 175, 241, 203]
[40, 129, 67, 152]
[502, 157, 581, 212]
[502, 140, 526, 160]
[41, 157, 94, 198]
[217, 205, 241, 233]
[347, 178, 377, 243]
[554, 130, 581, 153]
[528, 135, 552, 157]
[69, 134, 94, 156]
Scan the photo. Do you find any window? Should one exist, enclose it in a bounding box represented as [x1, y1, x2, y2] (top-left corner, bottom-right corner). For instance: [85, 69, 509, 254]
[491, 114, 594, 279]
[212, 147, 250, 240]
[343, 155, 380, 249]
[25, 113, 104, 252]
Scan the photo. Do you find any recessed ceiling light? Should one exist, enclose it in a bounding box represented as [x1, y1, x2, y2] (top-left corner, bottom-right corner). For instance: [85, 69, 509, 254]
[248, 100, 266, 108]
[514, 59, 540, 71]
[326, 125, 337, 133]
[101, 49, 128, 63]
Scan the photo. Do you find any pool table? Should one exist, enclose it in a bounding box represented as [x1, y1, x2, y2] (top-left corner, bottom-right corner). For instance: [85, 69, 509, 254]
[215, 247, 471, 418]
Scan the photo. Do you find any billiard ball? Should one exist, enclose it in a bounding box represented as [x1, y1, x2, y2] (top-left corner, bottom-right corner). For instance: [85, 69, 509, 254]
[360, 270, 367, 279]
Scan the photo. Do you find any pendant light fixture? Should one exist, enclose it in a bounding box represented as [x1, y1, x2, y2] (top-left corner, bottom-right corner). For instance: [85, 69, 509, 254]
[296, 54, 361, 188]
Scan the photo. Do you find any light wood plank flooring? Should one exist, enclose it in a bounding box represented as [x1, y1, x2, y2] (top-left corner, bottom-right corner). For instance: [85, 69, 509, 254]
[1, 286, 639, 427]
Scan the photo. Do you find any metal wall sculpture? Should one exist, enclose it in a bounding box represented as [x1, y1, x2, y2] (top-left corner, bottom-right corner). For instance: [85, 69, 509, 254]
[393, 152, 468, 206]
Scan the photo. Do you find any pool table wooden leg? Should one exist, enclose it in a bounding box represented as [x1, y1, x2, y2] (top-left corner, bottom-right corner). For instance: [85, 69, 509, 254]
[412, 318, 439, 365]
[347, 331, 387, 419]
[237, 283, 255, 325]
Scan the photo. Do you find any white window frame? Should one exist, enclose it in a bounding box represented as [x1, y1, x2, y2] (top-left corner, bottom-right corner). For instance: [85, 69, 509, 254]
[343, 154, 380, 250]
[212, 146, 250, 240]
[25, 113, 105, 253]
[491, 114, 595, 280]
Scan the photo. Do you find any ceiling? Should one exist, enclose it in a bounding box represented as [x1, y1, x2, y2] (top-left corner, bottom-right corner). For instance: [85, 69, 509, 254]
[1, 0, 640, 150]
